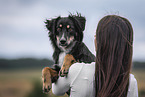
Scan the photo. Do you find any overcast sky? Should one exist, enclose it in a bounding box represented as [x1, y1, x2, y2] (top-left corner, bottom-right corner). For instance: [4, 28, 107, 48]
[0, 0, 145, 61]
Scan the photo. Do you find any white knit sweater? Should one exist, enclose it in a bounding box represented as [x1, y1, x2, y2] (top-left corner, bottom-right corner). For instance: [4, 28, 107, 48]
[52, 62, 138, 97]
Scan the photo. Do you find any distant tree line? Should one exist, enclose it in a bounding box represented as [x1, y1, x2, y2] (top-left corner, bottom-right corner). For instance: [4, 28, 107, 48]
[0, 58, 54, 70]
[133, 61, 145, 69]
[0, 58, 145, 70]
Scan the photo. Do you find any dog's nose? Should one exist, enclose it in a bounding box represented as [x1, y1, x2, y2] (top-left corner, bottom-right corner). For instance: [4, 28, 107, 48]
[60, 40, 66, 45]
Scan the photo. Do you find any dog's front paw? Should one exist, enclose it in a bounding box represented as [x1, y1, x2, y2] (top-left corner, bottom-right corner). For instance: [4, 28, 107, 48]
[42, 67, 52, 93]
[42, 78, 51, 93]
[59, 64, 69, 77]
[59, 54, 76, 77]
[42, 67, 58, 93]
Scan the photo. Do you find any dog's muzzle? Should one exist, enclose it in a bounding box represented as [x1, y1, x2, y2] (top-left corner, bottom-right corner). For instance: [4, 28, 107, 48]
[59, 39, 67, 46]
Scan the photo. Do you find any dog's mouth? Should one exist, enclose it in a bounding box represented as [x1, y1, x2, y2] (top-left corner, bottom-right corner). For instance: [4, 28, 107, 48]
[59, 43, 68, 47]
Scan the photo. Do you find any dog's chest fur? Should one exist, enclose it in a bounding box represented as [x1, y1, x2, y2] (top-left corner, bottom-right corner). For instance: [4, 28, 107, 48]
[58, 52, 66, 67]
[58, 41, 77, 66]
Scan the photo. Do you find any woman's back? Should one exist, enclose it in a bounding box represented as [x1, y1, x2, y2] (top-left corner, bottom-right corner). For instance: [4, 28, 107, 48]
[52, 62, 95, 97]
[52, 62, 138, 97]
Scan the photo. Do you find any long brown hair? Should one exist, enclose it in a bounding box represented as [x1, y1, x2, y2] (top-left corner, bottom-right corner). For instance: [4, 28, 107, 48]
[95, 15, 133, 97]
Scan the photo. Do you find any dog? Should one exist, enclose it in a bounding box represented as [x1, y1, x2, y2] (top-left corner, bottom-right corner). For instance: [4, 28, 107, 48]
[42, 13, 95, 93]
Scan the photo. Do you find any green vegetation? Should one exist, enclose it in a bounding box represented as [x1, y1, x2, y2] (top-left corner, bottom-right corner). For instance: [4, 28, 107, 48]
[133, 61, 145, 69]
[0, 58, 145, 97]
[0, 58, 54, 70]
[27, 80, 49, 97]
[0, 58, 145, 70]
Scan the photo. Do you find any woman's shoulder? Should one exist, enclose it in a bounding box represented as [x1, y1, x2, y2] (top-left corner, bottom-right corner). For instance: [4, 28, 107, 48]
[68, 62, 95, 85]
[127, 74, 138, 97]
[68, 62, 95, 78]
[129, 74, 137, 83]
[69, 62, 95, 72]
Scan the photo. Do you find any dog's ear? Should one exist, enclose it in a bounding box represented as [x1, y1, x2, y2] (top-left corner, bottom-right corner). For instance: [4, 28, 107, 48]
[45, 19, 52, 31]
[45, 17, 60, 33]
[69, 13, 86, 42]
[69, 13, 86, 31]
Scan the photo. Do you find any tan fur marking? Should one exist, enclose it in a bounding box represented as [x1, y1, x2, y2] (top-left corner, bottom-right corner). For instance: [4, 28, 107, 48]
[42, 67, 58, 93]
[60, 54, 76, 76]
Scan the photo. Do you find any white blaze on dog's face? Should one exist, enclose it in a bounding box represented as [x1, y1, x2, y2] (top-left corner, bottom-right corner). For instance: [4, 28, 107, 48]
[56, 18, 76, 49]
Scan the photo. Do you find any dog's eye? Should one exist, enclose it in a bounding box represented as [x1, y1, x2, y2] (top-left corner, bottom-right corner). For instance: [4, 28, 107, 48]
[67, 25, 73, 32]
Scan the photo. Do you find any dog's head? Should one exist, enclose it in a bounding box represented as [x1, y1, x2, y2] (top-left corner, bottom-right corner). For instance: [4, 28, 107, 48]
[45, 13, 86, 50]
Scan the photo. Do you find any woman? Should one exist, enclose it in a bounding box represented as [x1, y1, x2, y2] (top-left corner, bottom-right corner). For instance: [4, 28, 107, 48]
[52, 15, 138, 97]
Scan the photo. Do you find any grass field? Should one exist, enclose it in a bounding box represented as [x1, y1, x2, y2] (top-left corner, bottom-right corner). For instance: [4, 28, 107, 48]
[132, 69, 145, 97]
[0, 70, 68, 97]
[0, 69, 144, 97]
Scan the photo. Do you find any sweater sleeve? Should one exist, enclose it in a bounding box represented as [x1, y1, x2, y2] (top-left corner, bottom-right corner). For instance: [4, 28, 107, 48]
[127, 74, 138, 97]
[52, 76, 70, 96]
[52, 63, 84, 96]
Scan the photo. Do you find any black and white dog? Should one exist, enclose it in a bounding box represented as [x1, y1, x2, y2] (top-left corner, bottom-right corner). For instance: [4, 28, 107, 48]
[45, 13, 95, 69]
[42, 13, 95, 93]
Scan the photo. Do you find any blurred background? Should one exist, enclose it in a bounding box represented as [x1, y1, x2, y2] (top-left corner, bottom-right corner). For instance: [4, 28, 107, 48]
[0, 0, 145, 97]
